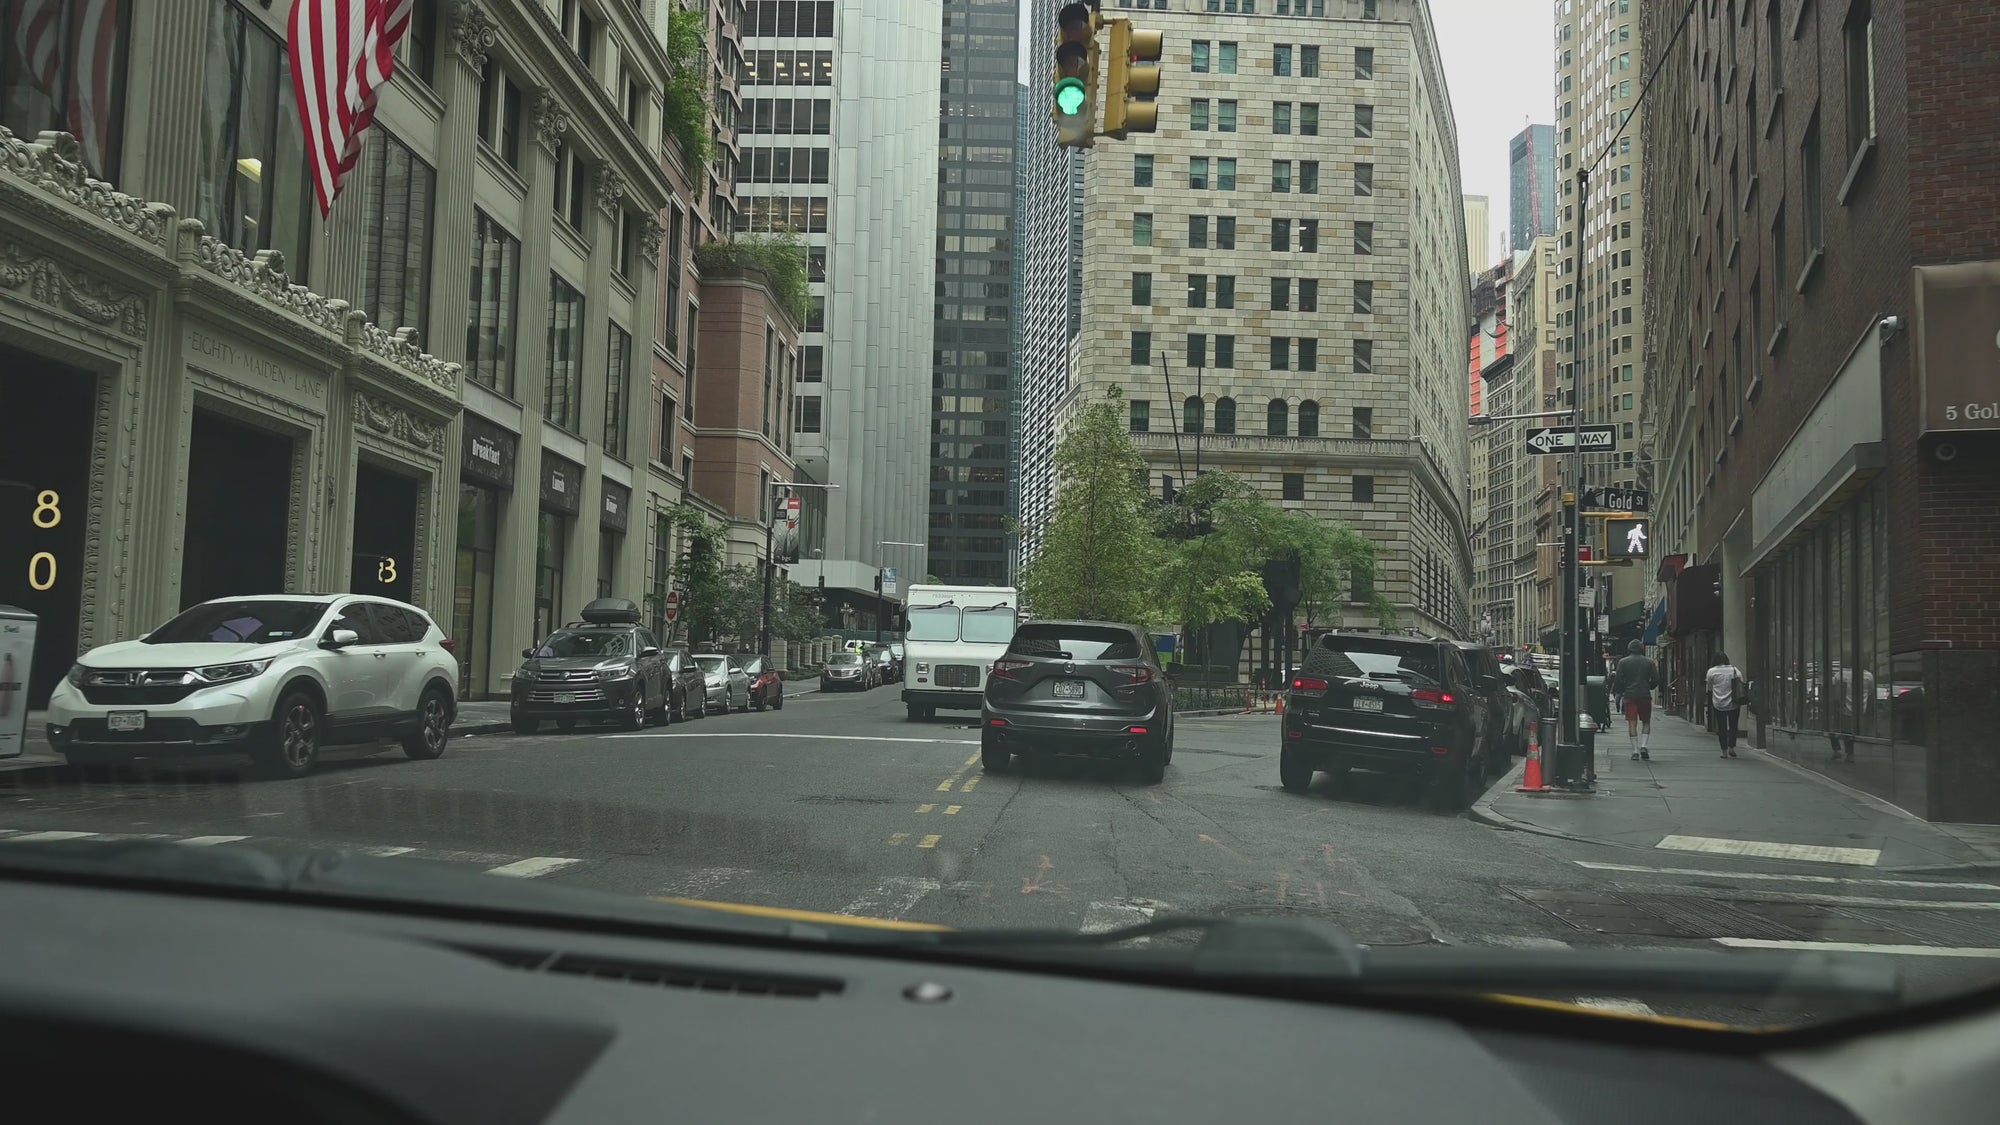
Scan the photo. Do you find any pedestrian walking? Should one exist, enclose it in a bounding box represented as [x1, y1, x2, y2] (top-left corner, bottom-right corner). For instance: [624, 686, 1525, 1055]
[1705, 653, 1747, 758]
[1613, 639, 1658, 761]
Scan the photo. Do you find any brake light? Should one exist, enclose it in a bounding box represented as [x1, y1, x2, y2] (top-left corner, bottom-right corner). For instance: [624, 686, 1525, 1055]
[440, 637, 456, 654]
[1124, 725, 1149, 735]
[1111, 664, 1156, 685]
[988, 717, 1008, 726]
[991, 658, 1032, 679]
[1411, 688, 1457, 709]
[1290, 676, 1329, 696]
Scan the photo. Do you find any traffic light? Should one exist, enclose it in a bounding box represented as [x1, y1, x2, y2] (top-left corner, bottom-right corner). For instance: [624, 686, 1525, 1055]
[1104, 19, 1163, 137]
[1053, 3, 1099, 148]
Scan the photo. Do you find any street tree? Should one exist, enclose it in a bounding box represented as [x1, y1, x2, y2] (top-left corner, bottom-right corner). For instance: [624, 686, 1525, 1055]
[1018, 389, 1164, 624]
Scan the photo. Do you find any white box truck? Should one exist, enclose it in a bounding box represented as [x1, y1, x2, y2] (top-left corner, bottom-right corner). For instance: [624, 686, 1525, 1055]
[900, 585, 1020, 720]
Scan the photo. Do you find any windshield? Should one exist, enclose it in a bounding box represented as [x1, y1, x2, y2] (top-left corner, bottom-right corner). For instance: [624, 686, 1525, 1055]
[906, 606, 960, 642]
[143, 601, 329, 645]
[960, 605, 1018, 644]
[7, 0, 1991, 1058]
[532, 630, 631, 659]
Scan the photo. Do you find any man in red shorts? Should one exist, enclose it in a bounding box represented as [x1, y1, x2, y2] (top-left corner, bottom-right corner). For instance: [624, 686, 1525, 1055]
[1612, 639, 1658, 761]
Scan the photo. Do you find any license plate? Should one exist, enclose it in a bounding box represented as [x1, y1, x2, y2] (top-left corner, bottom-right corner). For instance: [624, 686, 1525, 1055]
[559, 694, 581, 704]
[107, 710, 147, 732]
[1053, 679, 1086, 699]
[1350, 696, 1384, 713]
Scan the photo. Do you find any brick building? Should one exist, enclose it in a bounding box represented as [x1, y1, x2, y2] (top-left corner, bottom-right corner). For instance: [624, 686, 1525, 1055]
[1641, 0, 2000, 821]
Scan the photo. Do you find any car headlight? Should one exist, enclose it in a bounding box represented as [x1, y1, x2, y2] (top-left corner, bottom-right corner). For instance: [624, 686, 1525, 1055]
[596, 666, 635, 682]
[193, 658, 274, 684]
[66, 663, 87, 687]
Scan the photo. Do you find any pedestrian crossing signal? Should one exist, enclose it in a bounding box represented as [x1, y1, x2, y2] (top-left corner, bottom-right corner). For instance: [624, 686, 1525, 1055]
[1606, 518, 1651, 559]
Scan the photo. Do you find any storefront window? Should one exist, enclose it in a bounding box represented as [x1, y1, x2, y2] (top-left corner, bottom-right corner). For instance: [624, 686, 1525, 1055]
[0, 0, 131, 181]
[197, 0, 313, 275]
[535, 510, 568, 641]
[454, 485, 498, 696]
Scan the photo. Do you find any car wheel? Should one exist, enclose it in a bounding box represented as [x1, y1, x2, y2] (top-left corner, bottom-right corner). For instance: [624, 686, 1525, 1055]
[1136, 748, 1168, 786]
[774, 690, 784, 710]
[511, 714, 540, 735]
[401, 687, 451, 760]
[256, 691, 322, 779]
[619, 693, 647, 731]
[1279, 748, 1314, 794]
[980, 732, 1010, 773]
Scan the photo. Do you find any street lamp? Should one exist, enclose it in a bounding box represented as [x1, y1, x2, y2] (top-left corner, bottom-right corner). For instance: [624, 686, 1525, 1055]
[875, 540, 926, 647]
[763, 480, 840, 661]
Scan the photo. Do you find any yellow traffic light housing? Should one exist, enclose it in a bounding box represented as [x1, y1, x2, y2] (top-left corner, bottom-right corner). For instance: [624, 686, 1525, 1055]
[1104, 20, 1163, 137]
[1053, 3, 1100, 148]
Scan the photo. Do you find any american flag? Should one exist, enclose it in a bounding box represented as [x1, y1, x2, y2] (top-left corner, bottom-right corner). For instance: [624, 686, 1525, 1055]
[6, 0, 125, 178]
[287, 0, 414, 216]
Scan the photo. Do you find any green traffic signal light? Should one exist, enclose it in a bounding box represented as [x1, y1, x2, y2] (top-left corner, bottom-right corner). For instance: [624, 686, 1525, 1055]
[1054, 77, 1086, 116]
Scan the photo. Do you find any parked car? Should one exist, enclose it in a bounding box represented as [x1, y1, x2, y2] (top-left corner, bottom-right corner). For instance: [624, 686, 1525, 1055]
[867, 643, 898, 683]
[510, 598, 671, 734]
[663, 648, 707, 720]
[736, 653, 785, 711]
[1452, 641, 1518, 777]
[44, 593, 458, 779]
[820, 652, 873, 691]
[1280, 628, 1493, 810]
[979, 619, 1174, 784]
[693, 653, 752, 713]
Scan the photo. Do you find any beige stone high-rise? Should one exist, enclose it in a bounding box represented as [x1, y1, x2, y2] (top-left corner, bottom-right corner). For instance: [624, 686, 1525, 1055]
[1063, 1, 1474, 642]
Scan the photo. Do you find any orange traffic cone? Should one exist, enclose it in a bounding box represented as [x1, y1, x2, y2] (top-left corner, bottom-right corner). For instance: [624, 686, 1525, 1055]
[1275, 694, 1285, 716]
[1517, 723, 1550, 793]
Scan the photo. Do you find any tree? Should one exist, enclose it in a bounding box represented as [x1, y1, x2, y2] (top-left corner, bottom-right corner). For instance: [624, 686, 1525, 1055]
[1018, 389, 1164, 623]
[662, 6, 711, 170]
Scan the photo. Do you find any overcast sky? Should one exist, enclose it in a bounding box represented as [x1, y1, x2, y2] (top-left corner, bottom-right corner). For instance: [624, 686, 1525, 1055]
[1016, 1, 1555, 266]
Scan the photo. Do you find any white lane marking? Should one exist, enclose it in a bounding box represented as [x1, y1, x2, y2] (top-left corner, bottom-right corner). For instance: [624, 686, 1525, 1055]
[1572, 997, 1658, 1016]
[483, 856, 584, 879]
[355, 845, 417, 857]
[1680, 890, 2000, 911]
[606, 732, 981, 745]
[1483, 934, 1574, 951]
[1080, 899, 1169, 945]
[659, 867, 756, 897]
[1656, 835, 1882, 867]
[839, 876, 941, 920]
[175, 835, 251, 846]
[1716, 938, 2000, 959]
[1577, 860, 2000, 892]
[2, 830, 98, 843]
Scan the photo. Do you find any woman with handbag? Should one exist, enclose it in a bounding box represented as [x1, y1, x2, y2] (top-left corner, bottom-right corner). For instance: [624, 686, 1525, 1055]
[1705, 653, 1747, 758]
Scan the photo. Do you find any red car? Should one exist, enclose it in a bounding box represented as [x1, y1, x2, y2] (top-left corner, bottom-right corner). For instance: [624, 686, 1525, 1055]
[736, 654, 785, 711]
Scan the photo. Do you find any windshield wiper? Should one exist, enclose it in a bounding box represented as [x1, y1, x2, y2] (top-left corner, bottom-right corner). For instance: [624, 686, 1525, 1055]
[900, 914, 1901, 1002]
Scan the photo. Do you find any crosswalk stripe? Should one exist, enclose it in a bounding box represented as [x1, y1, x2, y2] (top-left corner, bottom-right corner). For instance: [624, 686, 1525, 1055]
[175, 835, 251, 846]
[1482, 934, 1574, 951]
[1576, 860, 2000, 892]
[1080, 899, 1168, 943]
[355, 845, 417, 857]
[3, 830, 98, 843]
[1716, 938, 2000, 959]
[482, 856, 584, 879]
[1656, 835, 1882, 867]
[839, 876, 941, 920]
[1571, 997, 1658, 1016]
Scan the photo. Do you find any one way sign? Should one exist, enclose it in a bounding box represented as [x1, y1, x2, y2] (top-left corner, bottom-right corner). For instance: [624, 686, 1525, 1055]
[1523, 426, 1617, 455]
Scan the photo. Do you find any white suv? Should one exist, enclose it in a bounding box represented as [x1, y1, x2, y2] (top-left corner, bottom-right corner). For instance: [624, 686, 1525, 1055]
[44, 594, 459, 778]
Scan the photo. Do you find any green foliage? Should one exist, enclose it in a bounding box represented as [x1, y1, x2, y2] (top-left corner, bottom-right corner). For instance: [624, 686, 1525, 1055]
[663, 6, 712, 171]
[695, 231, 811, 325]
[1018, 390, 1166, 624]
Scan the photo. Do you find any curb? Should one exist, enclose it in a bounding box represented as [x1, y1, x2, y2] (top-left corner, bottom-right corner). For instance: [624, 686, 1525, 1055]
[1466, 762, 1621, 846]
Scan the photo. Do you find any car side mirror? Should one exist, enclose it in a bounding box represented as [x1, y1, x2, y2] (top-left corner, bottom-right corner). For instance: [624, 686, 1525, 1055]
[322, 628, 360, 649]
[522, 647, 536, 659]
[640, 646, 661, 658]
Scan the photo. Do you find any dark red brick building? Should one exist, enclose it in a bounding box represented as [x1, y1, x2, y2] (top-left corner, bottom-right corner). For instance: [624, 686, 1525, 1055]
[1641, 0, 2000, 821]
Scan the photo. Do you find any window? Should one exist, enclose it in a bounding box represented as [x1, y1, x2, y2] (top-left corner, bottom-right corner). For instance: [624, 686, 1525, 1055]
[1273, 161, 1292, 193]
[1192, 40, 1210, 72]
[1352, 475, 1375, 503]
[659, 391, 676, 461]
[1803, 113, 1824, 253]
[1355, 46, 1374, 79]
[1299, 218, 1318, 252]
[1187, 333, 1207, 368]
[1216, 275, 1235, 308]
[1131, 331, 1152, 365]
[1298, 337, 1317, 371]
[795, 394, 822, 434]
[1845, 4, 1876, 159]
[1190, 157, 1209, 189]
[1130, 399, 1151, 432]
[1282, 473, 1305, 501]
[1189, 214, 1209, 248]
[1300, 103, 1319, 135]
[1133, 213, 1153, 245]
[1188, 274, 1208, 307]
[1299, 161, 1319, 193]
[1344, 279, 1370, 314]
[1354, 163, 1373, 195]
[1219, 41, 1238, 73]
[1183, 396, 1205, 435]
[1216, 216, 1236, 248]
[1355, 104, 1373, 137]
[1353, 339, 1373, 373]
[616, 209, 643, 279]
[545, 276, 586, 431]
[1298, 399, 1319, 436]
[662, 206, 684, 351]
[1352, 406, 1373, 438]
[1215, 334, 1235, 367]
[1299, 279, 1318, 311]
[1271, 277, 1292, 311]
[467, 211, 521, 395]
[1218, 158, 1237, 190]
[1218, 100, 1237, 131]
[802, 344, 823, 382]
[476, 60, 526, 168]
[1301, 46, 1319, 77]
[1131, 272, 1152, 305]
[1768, 0, 1784, 87]
[1271, 218, 1290, 251]
[553, 142, 590, 233]
[1354, 221, 1373, 254]
[1267, 399, 1289, 435]
[197, 0, 313, 272]
[1271, 337, 1291, 370]
[1191, 98, 1211, 131]
[1214, 397, 1237, 434]
[1134, 153, 1154, 186]
[1274, 102, 1292, 134]
[1275, 44, 1293, 76]
[603, 322, 630, 457]
[1771, 204, 1787, 318]
[3, 0, 130, 180]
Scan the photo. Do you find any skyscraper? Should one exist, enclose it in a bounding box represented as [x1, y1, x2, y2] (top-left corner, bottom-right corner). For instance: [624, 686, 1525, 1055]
[930, 0, 1021, 587]
[1463, 193, 1490, 273]
[1508, 123, 1556, 251]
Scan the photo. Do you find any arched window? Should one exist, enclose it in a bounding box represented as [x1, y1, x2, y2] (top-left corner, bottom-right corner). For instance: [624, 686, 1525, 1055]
[1298, 399, 1320, 437]
[1266, 398, 1289, 436]
[1214, 396, 1237, 434]
[1183, 396, 1204, 434]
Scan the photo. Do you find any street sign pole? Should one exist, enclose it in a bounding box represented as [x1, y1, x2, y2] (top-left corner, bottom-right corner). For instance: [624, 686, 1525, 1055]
[1560, 165, 1590, 787]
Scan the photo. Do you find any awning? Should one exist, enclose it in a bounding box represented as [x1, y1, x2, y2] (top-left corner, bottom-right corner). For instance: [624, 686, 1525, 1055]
[1640, 598, 1668, 646]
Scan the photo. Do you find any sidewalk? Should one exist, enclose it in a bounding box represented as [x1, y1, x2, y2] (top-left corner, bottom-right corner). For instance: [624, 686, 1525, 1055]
[1472, 715, 2000, 872]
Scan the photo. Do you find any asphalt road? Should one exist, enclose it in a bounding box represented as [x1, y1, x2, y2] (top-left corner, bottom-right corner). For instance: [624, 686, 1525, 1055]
[6, 684, 2000, 1027]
